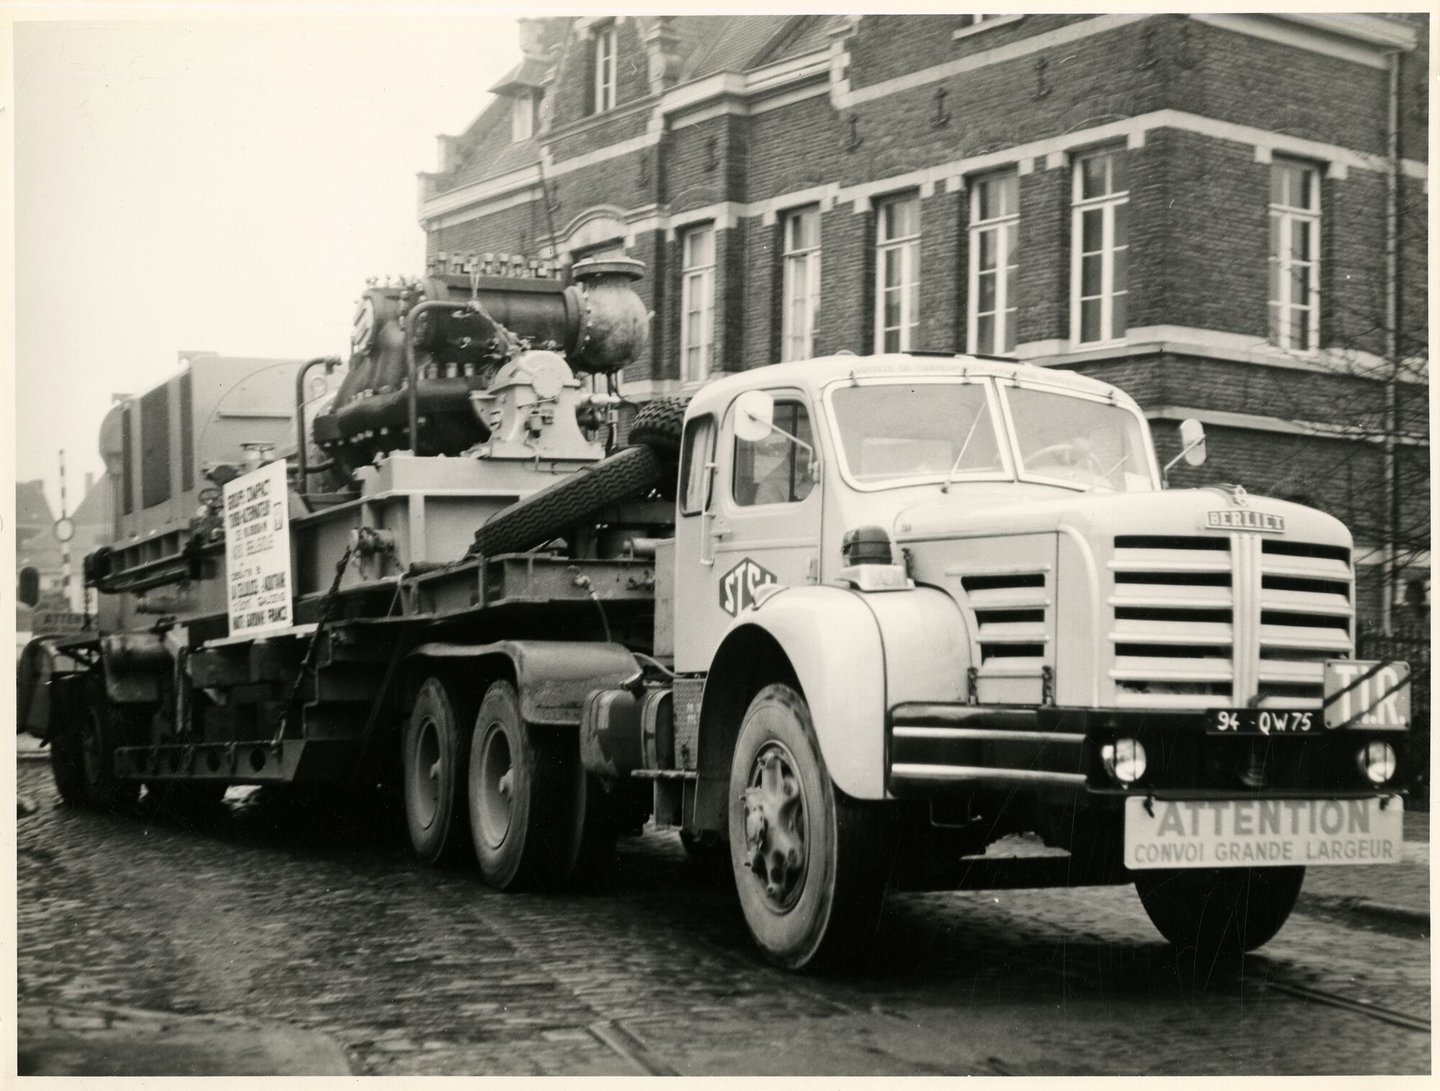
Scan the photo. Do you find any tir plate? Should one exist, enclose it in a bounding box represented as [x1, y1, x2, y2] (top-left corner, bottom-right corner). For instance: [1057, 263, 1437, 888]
[1124, 796, 1403, 871]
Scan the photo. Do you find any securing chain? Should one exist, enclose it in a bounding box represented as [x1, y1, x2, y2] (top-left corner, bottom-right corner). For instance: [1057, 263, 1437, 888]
[270, 544, 355, 745]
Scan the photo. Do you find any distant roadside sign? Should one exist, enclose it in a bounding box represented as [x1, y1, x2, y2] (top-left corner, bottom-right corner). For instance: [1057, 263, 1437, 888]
[33, 610, 85, 634]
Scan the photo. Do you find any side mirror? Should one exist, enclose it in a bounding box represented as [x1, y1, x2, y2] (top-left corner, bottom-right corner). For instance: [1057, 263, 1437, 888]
[1179, 419, 1207, 467]
[1162, 419, 1208, 487]
[733, 390, 775, 443]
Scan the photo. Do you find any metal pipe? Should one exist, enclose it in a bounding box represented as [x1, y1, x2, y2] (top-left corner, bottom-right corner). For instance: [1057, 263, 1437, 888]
[404, 298, 502, 455]
[1381, 49, 1402, 634]
[293, 355, 341, 488]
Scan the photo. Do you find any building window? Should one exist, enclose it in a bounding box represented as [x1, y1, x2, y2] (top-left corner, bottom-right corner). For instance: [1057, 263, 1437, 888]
[511, 89, 541, 142]
[1269, 159, 1320, 351]
[953, 14, 1022, 39]
[593, 25, 617, 114]
[680, 224, 715, 383]
[968, 172, 1019, 355]
[1071, 149, 1129, 345]
[875, 193, 920, 353]
[781, 206, 821, 362]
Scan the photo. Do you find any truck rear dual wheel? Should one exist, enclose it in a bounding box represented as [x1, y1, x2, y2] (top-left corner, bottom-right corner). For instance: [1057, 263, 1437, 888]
[728, 683, 892, 972]
[403, 677, 474, 866]
[467, 680, 613, 890]
[1134, 866, 1305, 955]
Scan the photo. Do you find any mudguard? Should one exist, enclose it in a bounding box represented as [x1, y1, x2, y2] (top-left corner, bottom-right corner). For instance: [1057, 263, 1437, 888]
[408, 640, 640, 725]
[16, 638, 60, 737]
[710, 584, 971, 799]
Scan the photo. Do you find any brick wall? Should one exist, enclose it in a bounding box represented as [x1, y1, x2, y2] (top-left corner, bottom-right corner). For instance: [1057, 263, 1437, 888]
[419, 15, 1426, 601]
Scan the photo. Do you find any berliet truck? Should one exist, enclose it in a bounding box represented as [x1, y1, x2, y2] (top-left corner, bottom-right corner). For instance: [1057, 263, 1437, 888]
[19, 258, 1411, 970]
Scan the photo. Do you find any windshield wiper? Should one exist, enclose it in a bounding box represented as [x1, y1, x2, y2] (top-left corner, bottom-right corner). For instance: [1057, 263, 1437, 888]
[941, 411, 987, 494]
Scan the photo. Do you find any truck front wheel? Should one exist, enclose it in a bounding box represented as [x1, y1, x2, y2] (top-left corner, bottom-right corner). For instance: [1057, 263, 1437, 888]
[403, 678, 471, 865]
[1135, 866, 1305, 954]
[727, 683, 891, 971]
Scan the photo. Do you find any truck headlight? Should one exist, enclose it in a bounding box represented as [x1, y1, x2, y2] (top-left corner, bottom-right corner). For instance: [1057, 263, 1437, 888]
[1357, 741, 1397, 785]
[1101, 737, 1147, 786]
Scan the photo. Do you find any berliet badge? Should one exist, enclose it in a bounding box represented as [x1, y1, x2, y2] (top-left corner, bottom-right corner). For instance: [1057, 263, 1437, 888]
[1205, 509, 1286, 533]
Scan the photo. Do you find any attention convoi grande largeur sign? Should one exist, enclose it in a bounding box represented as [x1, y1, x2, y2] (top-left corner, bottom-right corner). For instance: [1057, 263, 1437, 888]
[223, 460, 294, 637]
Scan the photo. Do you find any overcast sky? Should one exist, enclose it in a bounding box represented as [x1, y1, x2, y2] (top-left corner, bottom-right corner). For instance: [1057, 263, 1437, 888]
[11, 11, 523, 509]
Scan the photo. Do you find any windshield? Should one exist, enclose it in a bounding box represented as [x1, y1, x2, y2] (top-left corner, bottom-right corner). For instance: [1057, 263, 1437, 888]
[829, 382, 1004, 484]
[1006, 386, 1153, 491]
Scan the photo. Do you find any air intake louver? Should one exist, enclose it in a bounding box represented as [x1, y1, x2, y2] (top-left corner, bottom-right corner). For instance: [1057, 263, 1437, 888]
[1109, 536, 1234, 707]
[1109, 534, 1352, 709]
[1257, 539, 1352, 703]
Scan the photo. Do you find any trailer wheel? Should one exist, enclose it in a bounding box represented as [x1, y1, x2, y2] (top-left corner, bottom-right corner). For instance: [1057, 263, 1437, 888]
[467, 680, 572, 890]
[76, 681, 140, 811]
[727, 683, 891, 971]
[467, 445, 665, 559]
[48, 680, 88, 808]
[403, 678, 472, 865]
[1135, 866, 1305, 955]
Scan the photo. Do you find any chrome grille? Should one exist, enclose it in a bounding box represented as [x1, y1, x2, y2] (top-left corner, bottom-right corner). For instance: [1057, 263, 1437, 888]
[1108, 534, 1352, 709]
[1257, 539, 1353, 703]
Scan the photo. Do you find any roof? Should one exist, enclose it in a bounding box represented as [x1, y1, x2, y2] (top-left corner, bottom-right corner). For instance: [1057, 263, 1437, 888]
[686, 354, 1127, 421]
[430, 15, 847, 196]
[488, 55, 549, 95]
[15, 481, 53, 528]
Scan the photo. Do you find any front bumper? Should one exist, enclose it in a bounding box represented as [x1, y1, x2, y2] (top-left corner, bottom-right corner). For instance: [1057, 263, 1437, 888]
[886, 702, 1402, 808]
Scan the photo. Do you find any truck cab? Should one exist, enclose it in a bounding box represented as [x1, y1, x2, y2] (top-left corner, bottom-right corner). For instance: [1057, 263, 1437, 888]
[660, 354, 1407, 970]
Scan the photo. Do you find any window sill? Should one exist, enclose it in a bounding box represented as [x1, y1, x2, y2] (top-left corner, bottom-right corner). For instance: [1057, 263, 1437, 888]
[952, 15, 1023, 41]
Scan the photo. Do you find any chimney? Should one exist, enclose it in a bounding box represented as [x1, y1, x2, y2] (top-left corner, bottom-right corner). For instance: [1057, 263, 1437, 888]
[645, 17, 682, 95]
[518, 18, 546, 58]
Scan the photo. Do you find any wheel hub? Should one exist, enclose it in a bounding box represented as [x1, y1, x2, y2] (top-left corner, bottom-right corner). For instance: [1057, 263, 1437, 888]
[411, 716, 441, 829]
[741, 744, 806, 910]
[478, 726, 514, 849]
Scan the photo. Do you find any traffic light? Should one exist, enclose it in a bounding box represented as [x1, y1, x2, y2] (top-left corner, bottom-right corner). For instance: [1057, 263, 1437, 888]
[18, 566, 40, 607]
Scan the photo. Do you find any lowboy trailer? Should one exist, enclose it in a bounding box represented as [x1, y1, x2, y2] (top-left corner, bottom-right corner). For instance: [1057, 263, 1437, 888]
[19, 258, 1411, 969]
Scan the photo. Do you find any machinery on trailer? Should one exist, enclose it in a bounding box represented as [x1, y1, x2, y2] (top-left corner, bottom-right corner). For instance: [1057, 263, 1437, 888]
[20, 258, 1411, 969]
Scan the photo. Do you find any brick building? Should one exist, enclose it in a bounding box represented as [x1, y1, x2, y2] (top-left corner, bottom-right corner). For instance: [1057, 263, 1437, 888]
[417, 13, 1429, 632]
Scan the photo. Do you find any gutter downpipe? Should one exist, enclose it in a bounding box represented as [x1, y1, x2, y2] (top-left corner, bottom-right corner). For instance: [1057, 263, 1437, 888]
[1381, 48, 1402, 635]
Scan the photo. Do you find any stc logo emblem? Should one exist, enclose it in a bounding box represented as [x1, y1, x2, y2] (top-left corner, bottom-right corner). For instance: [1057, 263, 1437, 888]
[719, 558, 778, 617]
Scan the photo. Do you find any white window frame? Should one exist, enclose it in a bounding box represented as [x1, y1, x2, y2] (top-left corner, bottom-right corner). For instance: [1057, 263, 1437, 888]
[953, 14, 1023, 40]
[1269, 158, 1321, 352]
[511, 89, 539, 143]
[781, 206, 821, 362]
[967, 171, 1019, 356]
[1070, 149, 1129, 346]
[874, 193, 921, 353]
[680, 224, 716, 384]
[593, 25, 617, 114]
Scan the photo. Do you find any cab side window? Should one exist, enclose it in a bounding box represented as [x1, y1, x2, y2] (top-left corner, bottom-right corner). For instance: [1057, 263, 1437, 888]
[678, 414, 716, 516]
[732, 400, 815, 506]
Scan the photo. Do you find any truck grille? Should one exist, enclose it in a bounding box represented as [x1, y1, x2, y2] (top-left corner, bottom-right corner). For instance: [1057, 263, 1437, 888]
[1108, 534, 1351, 709]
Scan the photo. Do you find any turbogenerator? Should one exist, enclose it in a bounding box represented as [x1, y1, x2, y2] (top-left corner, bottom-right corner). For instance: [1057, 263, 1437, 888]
[19, 258, 1412, 970]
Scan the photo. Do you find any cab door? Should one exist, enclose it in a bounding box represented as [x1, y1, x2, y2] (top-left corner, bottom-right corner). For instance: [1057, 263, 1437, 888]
[673, 389, 823, 673]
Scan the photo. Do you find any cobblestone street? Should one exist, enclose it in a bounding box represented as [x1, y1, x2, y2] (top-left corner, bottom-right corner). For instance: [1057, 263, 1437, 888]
[16, 758, 1431, 1076]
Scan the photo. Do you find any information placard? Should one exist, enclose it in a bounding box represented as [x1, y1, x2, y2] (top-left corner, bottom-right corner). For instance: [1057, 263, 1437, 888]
[223, 460, 294, 637]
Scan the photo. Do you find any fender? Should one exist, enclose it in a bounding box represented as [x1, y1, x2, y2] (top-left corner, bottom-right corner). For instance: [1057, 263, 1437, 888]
[703, 584, 970, 800]
[408, 640, 639, 725]
[17, 638, 65, 737]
